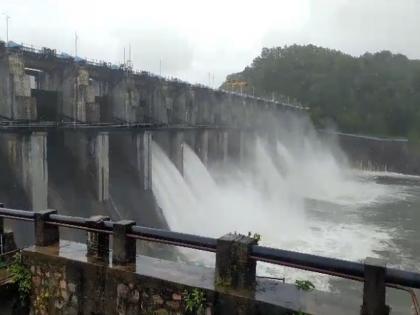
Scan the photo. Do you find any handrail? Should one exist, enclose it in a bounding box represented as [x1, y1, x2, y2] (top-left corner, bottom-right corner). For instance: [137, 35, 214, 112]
[1, 207, 420, 291]
[128, 225, 217, 252]
[250, 245, 420, 289]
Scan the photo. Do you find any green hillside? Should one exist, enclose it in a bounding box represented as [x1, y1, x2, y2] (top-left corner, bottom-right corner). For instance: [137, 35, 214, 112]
[222, 45, 420, 138]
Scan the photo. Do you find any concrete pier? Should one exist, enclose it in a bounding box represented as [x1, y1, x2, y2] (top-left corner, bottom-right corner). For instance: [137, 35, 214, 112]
[110, 75, 141, 123]
[0, 54, 35, 120]
[170, 131, 184, 175]
[64, 131, 109, 202]
[0, 132, 48, 210]
[195, 129, 209, 165]
[208, 130, 228, 165]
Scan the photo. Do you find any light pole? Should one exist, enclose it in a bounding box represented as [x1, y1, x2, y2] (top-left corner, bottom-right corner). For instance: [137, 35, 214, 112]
[75, 32, 78, 57]
[3, 13, 10, 44]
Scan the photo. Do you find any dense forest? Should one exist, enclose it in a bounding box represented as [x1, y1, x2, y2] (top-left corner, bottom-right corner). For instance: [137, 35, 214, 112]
[222, 45, 420, 139]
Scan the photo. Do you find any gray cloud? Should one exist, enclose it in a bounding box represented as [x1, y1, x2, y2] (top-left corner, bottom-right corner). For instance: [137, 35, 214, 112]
[1, 0, 419, 85]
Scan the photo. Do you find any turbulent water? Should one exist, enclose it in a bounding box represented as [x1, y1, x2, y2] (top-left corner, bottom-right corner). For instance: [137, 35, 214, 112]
[151, 121, 420, 312]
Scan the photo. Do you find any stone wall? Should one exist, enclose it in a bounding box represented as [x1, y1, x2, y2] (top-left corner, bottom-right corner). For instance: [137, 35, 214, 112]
[22, 241, 361, 315]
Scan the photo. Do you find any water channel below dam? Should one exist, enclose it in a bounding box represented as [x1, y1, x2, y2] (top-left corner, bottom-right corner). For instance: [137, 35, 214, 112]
[152, 130, 420, 314]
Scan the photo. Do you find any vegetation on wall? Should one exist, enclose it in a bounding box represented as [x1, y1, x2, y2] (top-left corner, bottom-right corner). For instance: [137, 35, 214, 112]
[8, 253, 31, 303]
[183, 288, 206, 314]
[222, 45, 420, 138]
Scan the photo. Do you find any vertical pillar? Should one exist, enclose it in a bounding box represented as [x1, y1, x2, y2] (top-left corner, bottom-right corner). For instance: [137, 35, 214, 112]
[92, 132, 109, 201]
[0, 203, 3, 235]
[195, 129, 209, 165]
[241, 131, 257, 166]
[170, 131, 184, 174]
[4, 132, 48, 211]
[61, 65, 90, 122]
[64, 131, 109, 202]
[24, 132, 48, 211]
[112, 220, 136, 265]
[219, 131, 228, 164]
[110, 76, 140, 123]
[361, 257, 390, 315]
[0, 204, 15, 254]
[215, 233, 258, 293]
[86, 215, 110, 261]
[136, 131, 152, 191]
[0, 53, 35, 120]
[34, 210, 59, 246]
[227, 129, 241, 161]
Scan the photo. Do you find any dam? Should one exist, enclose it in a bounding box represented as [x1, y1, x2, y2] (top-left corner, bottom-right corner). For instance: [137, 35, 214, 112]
[0, 41, 302, 230]
[1, 41, 420, 314]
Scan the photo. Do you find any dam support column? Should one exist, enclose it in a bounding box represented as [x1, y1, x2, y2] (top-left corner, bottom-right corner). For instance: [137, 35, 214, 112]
[195, 129, 209, 165]
[241, 131, 257, 166]
[136, 131, 152, 191]
[22, 132, 49, 211]
[170, 131, 184, 175]
[0, 52, 35, 120]
[227, 129, 241, 161]
[61, 65, 100, 122]
[208, 130, 227, 165]
[93, 132, 110, 202]
[64, 131, 109, 202]
[0, 132, 48, 210]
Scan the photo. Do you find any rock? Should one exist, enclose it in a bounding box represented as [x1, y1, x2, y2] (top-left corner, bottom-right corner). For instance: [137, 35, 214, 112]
[117, 283, 129, 299]
[152, 294, 164, 305]
[154, 309, 169, 315]
[129, 289, 140, 303]
[172, 293, 182, 301]
[71, 294, 78, 305]
[32, 276, 41, 287]
[61, 288, 69, 301]
[68, 282, 76, 293]
[59, 279, 67, 289]
[54, 297, 65, 309]
[166, 300, 180, 310]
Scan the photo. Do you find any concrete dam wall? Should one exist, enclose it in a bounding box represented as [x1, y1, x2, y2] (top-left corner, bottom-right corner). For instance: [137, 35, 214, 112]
[0, 42, 304, 239]
[320, 131, 420, 175]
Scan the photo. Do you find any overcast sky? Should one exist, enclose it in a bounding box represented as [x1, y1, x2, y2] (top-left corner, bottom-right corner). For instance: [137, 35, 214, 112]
[1, 0, 419, 86]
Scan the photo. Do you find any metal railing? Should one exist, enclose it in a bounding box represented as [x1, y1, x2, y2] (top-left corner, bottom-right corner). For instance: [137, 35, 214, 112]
[0, 204, 419, 314]
[1, 40, 305, 110]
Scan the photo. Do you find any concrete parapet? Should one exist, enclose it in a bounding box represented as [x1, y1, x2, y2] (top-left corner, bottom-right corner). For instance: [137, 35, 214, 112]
[22, 239, 361, 315]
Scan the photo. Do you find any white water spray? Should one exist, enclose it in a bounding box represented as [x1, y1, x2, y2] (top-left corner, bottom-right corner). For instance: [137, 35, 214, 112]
[151, 128, 407, 290]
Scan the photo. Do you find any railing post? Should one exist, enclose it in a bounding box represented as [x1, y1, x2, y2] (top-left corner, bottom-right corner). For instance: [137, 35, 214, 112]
[86, 215, 110, 261]
[361, 257, 390, 315]
[215, 233, 258, 293]
[34, 210, 59, 246]
[0, 203, 4, 234]
[112, 220, 136, 265]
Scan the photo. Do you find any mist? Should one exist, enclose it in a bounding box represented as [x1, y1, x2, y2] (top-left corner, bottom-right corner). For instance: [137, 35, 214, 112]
[151, 113, 406, 290]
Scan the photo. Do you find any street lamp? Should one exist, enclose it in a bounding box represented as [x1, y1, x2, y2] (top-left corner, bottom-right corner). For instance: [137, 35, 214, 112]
[3, 13, 10, 45]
